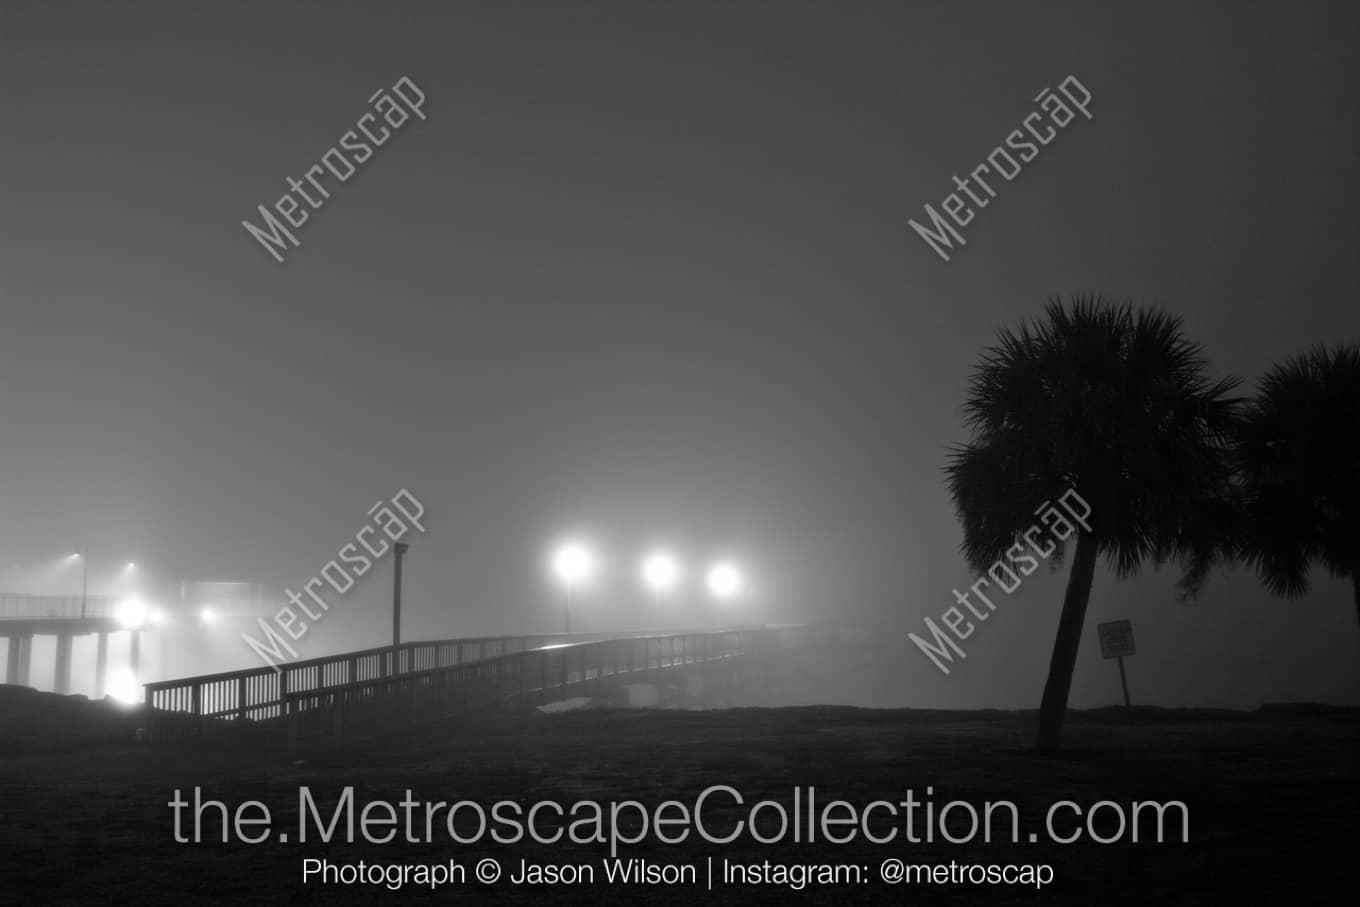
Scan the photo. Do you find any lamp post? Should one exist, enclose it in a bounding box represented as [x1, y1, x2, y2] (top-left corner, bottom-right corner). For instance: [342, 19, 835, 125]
[640, 550, 681, 627]
[389, 541, 409, 678]
[392, 542, 409, 648]
[550, 540, 597, 635]
[704, 561, 745, 621]
[77, 543, 89, 619]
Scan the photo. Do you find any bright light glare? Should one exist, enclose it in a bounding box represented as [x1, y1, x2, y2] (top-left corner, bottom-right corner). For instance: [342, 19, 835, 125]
[640, 551, 682, 594]
[114, 598, 148, 629]
[705, 562, 745, 601]
[550, 540, 598, 589]
[125, 561, 137, 571]
[107, 670, 140, 705]
[148, 608, 168, 627]
[200, 607, 218, 625]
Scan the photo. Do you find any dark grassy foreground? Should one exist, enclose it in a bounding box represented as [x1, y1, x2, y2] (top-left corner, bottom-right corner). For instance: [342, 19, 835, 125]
[1, 686, 1355, 905]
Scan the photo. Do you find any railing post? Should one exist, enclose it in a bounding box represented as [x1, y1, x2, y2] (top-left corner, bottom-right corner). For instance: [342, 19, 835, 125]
[519, 650, 529, 705]
[143, 687, 154, 743]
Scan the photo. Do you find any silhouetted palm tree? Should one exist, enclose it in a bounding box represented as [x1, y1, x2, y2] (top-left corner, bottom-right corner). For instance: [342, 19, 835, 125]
[945, 296, 1240, 753]
[1234, 343, 1360, 638]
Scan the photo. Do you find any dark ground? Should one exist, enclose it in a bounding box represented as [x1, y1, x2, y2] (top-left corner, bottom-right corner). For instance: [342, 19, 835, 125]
[0, 686, 1354, 905]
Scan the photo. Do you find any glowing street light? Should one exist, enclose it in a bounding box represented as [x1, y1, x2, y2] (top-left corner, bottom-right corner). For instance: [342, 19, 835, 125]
[705, 561, 745, 603]
[114, 597, 148, 629]
[549, 539, 598, 634]
[71, 545, 89, 619]
[107, 670, 141, 705]
[551, 540, 598, 589]
[199, 607, 218, 626]
[639, 550, 682, 626]
[640, 551, 681, 594]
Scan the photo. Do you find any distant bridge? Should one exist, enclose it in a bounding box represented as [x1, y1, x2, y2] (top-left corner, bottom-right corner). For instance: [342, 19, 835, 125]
[0, 594, 131, 694]
[0, 592, 121, 625]
[143, 626, 863, 754]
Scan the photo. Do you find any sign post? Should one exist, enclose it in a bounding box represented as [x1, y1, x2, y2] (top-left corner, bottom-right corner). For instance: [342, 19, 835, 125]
[1096, 619, 1136, 708]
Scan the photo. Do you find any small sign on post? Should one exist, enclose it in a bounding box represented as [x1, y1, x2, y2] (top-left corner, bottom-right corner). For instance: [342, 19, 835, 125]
[1097, 619, 1135, 708]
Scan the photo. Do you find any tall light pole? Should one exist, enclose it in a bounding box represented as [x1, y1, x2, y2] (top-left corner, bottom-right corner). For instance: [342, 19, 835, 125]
[392, 542, 409, 648]
[78, 543, 89, 619]
[704, 561, 746, 620]
[640, 550, 681, 627]
[387, 541, 409, 678]
[550, 540, 597, 634]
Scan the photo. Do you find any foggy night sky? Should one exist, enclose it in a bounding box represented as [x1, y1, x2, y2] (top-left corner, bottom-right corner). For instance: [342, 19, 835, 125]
[1, 0, 1357, 709]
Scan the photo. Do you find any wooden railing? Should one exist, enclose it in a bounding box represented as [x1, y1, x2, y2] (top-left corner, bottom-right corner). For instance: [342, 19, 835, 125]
[141, 629, 728, 742]
[280, 628, 798, 753]
[0, 594, 118, 621]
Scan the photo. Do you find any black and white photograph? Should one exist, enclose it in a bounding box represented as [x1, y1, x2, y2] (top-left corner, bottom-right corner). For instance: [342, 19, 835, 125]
[1, 1, 1356, 903]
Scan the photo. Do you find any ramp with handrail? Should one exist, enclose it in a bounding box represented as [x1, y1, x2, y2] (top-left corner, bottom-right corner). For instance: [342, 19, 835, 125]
[281, 628, 793, 753]
[141, 628, 763, 743]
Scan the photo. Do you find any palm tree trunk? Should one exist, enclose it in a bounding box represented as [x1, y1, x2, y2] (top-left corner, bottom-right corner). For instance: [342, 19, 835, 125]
[1353, 570, 1360, 643]
[1035, 532, 1099, 753]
